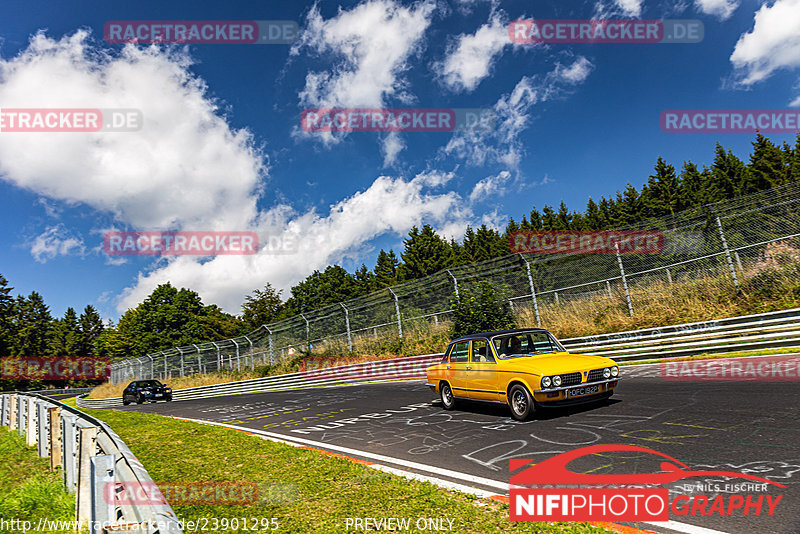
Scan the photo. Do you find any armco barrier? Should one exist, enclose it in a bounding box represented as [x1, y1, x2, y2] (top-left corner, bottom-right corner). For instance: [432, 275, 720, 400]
[0, 392, 182, 533]
[78, 354, 443, 409]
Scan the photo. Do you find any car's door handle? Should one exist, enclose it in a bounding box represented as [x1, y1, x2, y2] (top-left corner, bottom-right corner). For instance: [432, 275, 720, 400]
[446, 365, 450, 369]
[466, 366, 472, 370]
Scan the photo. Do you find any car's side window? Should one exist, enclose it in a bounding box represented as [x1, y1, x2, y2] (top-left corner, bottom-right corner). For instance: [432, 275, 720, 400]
[471, 339, 495, 363]
[450, 341, 469, 363]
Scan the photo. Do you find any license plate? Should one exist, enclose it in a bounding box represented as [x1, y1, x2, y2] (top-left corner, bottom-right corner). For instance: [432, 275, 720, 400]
[155, 394, 163, 397]
[566, 384, 600, 398]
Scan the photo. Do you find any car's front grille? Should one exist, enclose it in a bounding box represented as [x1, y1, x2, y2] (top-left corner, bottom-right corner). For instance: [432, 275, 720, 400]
[559, 372, 582, 387]
[587, 368, 605, 383]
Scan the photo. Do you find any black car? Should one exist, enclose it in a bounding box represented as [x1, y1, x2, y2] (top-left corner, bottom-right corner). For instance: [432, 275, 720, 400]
[122, 380, 173, 405]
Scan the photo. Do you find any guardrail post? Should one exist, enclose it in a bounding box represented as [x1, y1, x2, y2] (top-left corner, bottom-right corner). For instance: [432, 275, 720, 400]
[49, 407, 62, 470]
[62, 414, 77, 492]
[1, 394, 8, 427]
[37, 401, 49, 458]
[716, 214, 740, 290]
[90, 454, 115, 533]
[9, 394, 17, 431]
[388, 288, 403, 338]
[615, 242, 634, 316]
[341, 303, 352, 353]
[17, 395, 26, 435]
[520, 255, 541, 327]
[26, 397, 37, 446]
[76, 426, 98, 523]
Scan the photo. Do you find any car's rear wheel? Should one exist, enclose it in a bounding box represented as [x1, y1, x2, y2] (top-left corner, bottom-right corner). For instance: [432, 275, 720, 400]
[509, 384, 534, 421]
[122, 398, 130, 406]
[440, 382, 456, 410]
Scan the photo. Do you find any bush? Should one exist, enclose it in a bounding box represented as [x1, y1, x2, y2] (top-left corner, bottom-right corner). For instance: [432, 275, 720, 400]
[450, 281, 514, 338]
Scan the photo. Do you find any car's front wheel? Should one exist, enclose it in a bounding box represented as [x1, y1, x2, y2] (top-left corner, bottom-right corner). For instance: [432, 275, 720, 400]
[440, 382, 456, 410]
[509, 384, 534, 421]
[122, 398, 130, 406]
[136, 394, 144, 404]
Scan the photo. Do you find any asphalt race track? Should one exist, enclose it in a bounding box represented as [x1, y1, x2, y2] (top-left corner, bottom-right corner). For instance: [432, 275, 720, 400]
[112, 357, 800, 534]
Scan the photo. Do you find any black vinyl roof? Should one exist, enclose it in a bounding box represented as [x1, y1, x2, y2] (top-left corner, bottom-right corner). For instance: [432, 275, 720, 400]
[449, 328, 551, 344]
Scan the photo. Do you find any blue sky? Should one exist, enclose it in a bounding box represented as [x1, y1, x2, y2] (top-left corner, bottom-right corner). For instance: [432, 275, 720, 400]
[1, 0, 799, 321]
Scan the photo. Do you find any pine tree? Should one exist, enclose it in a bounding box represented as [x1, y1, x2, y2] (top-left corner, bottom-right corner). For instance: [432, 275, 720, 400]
[541, 205, 557, 230]
[354, 264, 376, 295]
[78, 305, 104, 356]
[790, 134, 800, 183]
[556, 201, 572, 230]
[583, 198, 602, 229]
[374, 249, 401, 288]
[711, 142, 747, 198]
[12, 292, 53, 356]
[748, 133, 786, 190]
[399, 225, 453, 280]
[0, 274, 13, 356]
[48, 307, 82, 356]
[241, 284, 283, 330]
[642, 157, 681, 217]
[528, 208, 543, 229]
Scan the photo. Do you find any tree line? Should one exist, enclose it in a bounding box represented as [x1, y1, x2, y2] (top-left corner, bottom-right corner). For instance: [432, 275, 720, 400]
[1, 132, 797, 369]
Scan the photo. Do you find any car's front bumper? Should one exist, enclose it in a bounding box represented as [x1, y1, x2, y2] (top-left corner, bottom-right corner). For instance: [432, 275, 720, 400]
[533, 378, 618, 405]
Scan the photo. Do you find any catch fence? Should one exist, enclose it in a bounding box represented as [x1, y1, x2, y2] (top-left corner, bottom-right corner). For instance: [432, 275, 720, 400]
[111, 182, 800, 384]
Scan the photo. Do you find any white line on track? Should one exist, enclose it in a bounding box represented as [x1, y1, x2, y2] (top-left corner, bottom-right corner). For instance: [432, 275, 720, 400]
[643, 520, 730, 534]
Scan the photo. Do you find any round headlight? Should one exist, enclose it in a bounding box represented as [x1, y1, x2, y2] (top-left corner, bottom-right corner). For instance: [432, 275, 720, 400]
[553, 375, 562, 387]
[603, 367, 611, 379]
[611, 366, 619, 377]
[542, 376, 551, 388]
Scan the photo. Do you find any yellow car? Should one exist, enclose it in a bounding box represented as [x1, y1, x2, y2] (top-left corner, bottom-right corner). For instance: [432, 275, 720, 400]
[426, 328, 619, 420]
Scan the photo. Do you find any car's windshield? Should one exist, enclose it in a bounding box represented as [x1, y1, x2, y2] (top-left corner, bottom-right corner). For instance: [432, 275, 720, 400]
[137, 380, 162, 388]
[491, 331, 565, 359]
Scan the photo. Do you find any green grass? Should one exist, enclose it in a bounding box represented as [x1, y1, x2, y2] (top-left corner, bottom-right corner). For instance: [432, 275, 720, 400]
[71, 405, 613, 534]
[0, 428, 75, 534]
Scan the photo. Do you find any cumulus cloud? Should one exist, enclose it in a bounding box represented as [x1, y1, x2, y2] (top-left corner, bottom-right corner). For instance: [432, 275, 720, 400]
[436, 12, 510, 92]
[594, 0, 644, 18]
[381, 132, 406, 166]
[117, 171, 470, 312]
[695, 0, 740, 20]
[0, 30, 475, 314]
[0, 31, 265, 232]
[469, 170, 511, 202]
[29, 225, 85, 263]
[730, 0, 800, 92]
[444, 56, 594, 171]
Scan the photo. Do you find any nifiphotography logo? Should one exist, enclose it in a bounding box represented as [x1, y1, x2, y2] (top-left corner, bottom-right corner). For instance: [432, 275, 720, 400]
[510, 444, 785, 522]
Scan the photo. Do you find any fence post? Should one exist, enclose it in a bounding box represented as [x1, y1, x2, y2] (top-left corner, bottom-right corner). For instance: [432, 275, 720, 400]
[212, 342, 221, 372]
[341, 303, 352, 353]
[300, 314, 310, 351]
[388, 288, 403, 338]
[615, 242, 634, 316]
[162, 351, 167, 380]
[606, 280, 612, 298]
[244, 335, 254, 370]
[193, 344, 202, 375]
[232, 339, 241, 372]
[520, 255, 541, 326]
[446, 269, 459, 298]
[554, 291, 559, 306]
[177, 348, 185, 377]
[666, 269, 673, 285]
[49, 407, 62, 470]
[147, 355, 154, 380]
[716, 214, 740, 290]
[264, 326, 274, 364]
[735, 251, 743, 271]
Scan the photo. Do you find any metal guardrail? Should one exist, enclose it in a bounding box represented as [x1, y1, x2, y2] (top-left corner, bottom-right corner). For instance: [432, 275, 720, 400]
[26, 387, 94, 396]
[561, 307, 800, 361]
[0, 392, 183, 534]
[78, 354, 443, 409]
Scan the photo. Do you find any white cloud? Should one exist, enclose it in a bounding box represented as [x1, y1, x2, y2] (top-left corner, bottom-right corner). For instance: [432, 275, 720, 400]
[0, 31, 265, 232]
[381, 132, 406, 166]
[730, 0, 800, 88]
[615, 0, 644, 16]
[293, 0, 434, 110]
[594, 0, 644, 18]
[0, 30, 477, 315]
[695, 0, 740, 20]
[469, 170, 511, 202]
[29, 225, 85, 263]
[117, 171, 471, 312]
[444, 56, 594, 171]
[436, 12, 510, 92]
